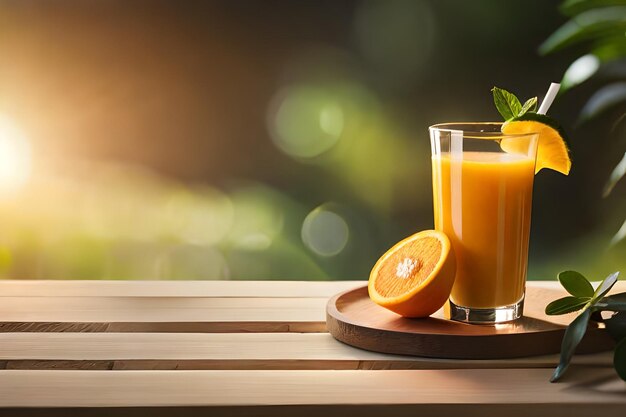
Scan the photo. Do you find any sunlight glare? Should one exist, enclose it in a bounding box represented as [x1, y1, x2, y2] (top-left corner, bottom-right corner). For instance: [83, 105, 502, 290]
[0, 115, 32, 192]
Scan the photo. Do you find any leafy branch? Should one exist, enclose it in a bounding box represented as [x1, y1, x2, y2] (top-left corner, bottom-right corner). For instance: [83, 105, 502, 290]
[542, 0, 626, 245]
[547, 270, 626, 381]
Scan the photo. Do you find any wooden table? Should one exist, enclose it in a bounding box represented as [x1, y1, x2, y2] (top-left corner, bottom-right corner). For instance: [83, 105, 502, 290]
[0, 280, 624, 416]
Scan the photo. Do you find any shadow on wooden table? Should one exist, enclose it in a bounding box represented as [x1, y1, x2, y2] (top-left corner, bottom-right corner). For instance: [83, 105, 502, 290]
[559, 365, 625, 396]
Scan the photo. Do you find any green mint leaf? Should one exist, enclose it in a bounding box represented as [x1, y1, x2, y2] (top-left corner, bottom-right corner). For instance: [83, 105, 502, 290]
[591, 271, 620, 303]
[558, 270, 594, 297]
[614, 337, 626, 382]
[605, 311, 626, 342]
[545, 296, 591, 315]
[519, 97, 538, 116]
[492, 87, 522, 120]
[551, 308, 591, 382]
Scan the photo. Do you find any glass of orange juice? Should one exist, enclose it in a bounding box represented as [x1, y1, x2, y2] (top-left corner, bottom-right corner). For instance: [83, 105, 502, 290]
[429, 123, 539, 323]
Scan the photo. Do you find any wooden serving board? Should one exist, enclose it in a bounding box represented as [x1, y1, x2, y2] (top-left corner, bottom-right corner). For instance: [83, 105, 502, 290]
[326, 286, 615, 359]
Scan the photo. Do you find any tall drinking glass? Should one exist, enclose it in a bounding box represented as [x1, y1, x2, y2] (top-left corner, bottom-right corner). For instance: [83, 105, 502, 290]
[429, 123, 539, 323]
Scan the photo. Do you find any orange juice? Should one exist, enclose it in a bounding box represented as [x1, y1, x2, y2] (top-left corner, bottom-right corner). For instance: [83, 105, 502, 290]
[432, 152, 535, 308]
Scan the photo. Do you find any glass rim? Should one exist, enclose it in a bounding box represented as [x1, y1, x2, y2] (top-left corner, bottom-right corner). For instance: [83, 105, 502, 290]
[429, 122, 540, 140]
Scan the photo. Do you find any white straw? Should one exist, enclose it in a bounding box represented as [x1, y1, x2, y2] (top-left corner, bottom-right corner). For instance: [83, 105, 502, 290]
[537, 82, 561, 115]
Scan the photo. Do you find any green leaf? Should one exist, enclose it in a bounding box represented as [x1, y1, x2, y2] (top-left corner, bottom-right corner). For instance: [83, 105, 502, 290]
[593, 39, 626, 62]
[492, 87, 522, 120]
[558, 270, 595, 297]
[579, 82, 626, 122]
[560, 54, 600, 93]
[560, 0, 626, 17]
[603, 151, 626, 197]
[546, 296, 591, 315]
[539, 7, 626, 55]
[610, 219, 626, 246]
[592, 271, 621, 301]
[605, 311, 626, 342]
[614, 337, 626, 382]
[551, 309, 591, 382]
[519, 97, 538, 116]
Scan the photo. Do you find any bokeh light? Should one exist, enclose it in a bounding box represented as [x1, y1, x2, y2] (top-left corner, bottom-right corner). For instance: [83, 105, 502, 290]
[268, 85, 345, 159]
[226, 184, 285, 250]
[302, 205, 349, 257]
[0, 114, 31, 193]
[319, 103, 344, 138]
[165, 187, 234, 246]
[0, 1, 623, 283]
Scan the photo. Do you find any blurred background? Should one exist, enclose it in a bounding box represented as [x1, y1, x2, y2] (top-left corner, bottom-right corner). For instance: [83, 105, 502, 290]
[0, 0, 624, 281]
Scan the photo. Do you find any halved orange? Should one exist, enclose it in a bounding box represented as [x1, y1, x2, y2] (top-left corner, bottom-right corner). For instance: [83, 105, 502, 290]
[501, 113, 571, 175]
[368, 230, 456, 318]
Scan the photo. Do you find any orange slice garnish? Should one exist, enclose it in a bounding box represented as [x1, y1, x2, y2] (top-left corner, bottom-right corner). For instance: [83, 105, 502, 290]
[501, 113, 571, 175]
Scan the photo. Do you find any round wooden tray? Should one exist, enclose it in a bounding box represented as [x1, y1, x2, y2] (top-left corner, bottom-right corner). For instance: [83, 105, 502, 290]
[326, 285, 614, 359]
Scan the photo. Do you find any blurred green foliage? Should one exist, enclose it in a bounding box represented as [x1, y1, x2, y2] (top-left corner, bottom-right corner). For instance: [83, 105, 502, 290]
[0, 0, 624, 281]
[541, 0, 626, 244]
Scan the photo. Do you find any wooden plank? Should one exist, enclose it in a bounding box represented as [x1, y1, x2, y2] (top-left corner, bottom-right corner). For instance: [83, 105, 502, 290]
[0, 296, 327, 321]
[1, 281, 623, 334]
[0, 405, 621, 417]
[5, 360, 113, 370]
[0, 369, 623, 416]
[0, 333, 613, 370]
[0, 297, 328, 333]
[5, 279, 618, 298]
[0, 280, 364, 298]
